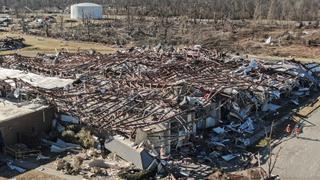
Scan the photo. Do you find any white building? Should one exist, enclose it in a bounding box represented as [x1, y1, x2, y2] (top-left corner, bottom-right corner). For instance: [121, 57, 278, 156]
[70, 3, 103, 20]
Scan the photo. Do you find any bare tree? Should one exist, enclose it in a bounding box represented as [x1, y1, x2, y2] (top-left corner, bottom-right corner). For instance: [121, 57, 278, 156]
[4, 0, 319, 22]
[253, 0, 262, 20]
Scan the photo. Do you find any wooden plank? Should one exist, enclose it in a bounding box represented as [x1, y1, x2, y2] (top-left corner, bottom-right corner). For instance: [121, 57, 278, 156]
[297, 97, 320, 117]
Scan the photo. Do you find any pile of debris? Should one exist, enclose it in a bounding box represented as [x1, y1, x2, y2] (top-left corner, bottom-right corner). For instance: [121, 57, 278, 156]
[55, 150, 131, 178]
[0, 37, 26, 51]
[55, 153, 153, 179]
[0, 15, 11, 28]
[1, 46, 320, 178]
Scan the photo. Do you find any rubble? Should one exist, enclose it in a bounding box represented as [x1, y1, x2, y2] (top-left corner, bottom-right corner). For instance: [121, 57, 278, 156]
[308, 38, 320, 47]
[75, 128, 95, 149]
[53, 148, 130, 178]
[0, 37, 26, 51]
[56, 159, 79, 175]
[41, 138, 81, 153]
[118, 167, 154, 180]
[59, 127, 95, 149]
[7, 161, 26, 173]
[1, 46, 320, 178]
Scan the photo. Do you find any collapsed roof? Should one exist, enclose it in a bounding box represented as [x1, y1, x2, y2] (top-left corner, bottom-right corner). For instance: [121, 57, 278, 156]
[0, 47, 319, 137]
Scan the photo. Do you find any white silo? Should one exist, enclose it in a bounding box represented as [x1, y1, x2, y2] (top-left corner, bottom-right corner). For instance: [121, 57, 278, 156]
[70, 3, 103, 20]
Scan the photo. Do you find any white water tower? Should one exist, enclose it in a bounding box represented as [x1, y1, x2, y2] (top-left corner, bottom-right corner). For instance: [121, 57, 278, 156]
[70, 3, 103, 20]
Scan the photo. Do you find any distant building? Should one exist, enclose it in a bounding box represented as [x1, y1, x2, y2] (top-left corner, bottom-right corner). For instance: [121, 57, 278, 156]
[70, 3, 103, 20]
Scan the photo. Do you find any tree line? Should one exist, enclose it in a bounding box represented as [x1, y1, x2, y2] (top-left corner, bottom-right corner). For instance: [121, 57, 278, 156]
[0, 0, 319, 21]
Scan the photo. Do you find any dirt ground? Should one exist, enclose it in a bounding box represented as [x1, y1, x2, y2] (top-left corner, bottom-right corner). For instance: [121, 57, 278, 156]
[0, 32, 116, 56]
[0, 168, 63, 180]
[9, 170, 63, 180]
[263, 109, 320, 180]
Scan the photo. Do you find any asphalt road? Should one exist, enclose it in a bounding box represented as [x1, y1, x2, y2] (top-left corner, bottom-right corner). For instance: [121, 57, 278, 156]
[270, 109, 320, 180]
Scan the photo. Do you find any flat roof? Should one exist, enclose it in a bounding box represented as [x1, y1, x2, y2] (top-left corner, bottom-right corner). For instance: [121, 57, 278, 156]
[0, 99, 48, 122]
[72, 3, 102, 7]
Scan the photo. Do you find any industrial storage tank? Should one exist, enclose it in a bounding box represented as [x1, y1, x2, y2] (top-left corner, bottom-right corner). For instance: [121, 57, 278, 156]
[70, 3, 103, 20]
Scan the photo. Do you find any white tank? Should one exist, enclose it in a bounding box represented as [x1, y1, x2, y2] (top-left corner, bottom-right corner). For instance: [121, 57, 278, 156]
[70, 3, 103, 20]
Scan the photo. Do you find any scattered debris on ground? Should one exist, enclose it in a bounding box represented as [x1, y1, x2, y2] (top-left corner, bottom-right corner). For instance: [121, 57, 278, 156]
[0, 37, 26, 51]
[2, 12, 319, 59]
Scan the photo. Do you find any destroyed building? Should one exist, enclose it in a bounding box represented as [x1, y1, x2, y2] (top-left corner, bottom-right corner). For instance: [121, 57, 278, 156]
[0, 46, 319, 170]
[0, 67, 73, 145]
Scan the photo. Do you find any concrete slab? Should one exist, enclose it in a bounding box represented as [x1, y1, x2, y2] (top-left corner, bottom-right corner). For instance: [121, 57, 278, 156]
[104, 135, 157, 170]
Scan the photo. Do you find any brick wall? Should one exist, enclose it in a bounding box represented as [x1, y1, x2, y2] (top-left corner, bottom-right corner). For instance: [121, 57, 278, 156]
[0, 107, 54, 145]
